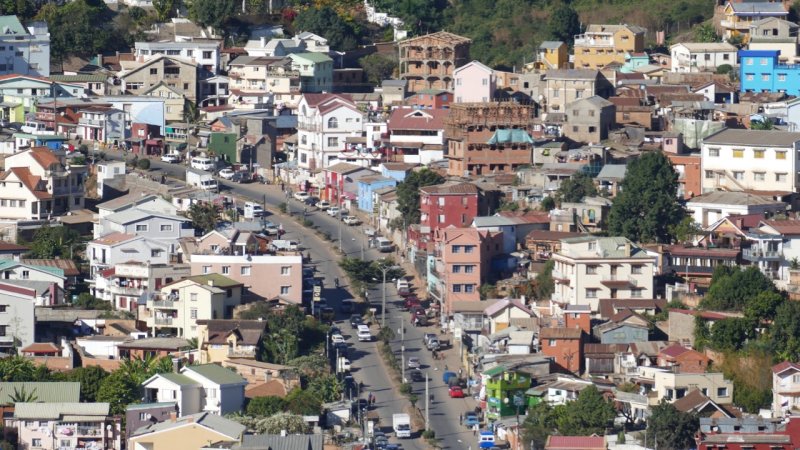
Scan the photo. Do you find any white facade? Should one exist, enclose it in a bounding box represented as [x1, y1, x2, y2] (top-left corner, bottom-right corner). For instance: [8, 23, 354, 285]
[296, 94, 364, 170]
[96, 208, 193, 247]
[0, 262, 65, 289]
[686, 191, 787, 227]
[287, 53, 333, 93]
[700, 129, 800, 193]
[181, 365, 247, 416]
[4, 147, 86, 215]
[454, 61, 495, 103]
[0, 17, 50, 77]
[551, 236, 656, 312]
[745, 220, 800, 286]
[670, 43, 737, 73]
[78, 108, 125, 144]
[96, 161, 126, 197]
[0, 282, 36, 349]
[773, 363, 800, 418]
[135, 41, 221, 75]
[142, 374, 203, 417]
[642, 367, 734, 406]
[87, 234, 171, 278]
[93, 261, 190, 312]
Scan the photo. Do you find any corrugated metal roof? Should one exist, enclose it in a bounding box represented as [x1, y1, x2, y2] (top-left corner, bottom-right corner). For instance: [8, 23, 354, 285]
[132, 411, 245, 439]
[184, 364, 246, 385]
[240, 434, 323, 450]
[14, 402, 109, 419]
[158, 373, 198, 387]
[0, 382, 79, 404]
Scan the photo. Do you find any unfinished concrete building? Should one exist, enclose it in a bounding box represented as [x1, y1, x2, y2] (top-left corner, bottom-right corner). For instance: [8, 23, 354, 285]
[444, 102, 536, 176]
[399, 31, 471, 93]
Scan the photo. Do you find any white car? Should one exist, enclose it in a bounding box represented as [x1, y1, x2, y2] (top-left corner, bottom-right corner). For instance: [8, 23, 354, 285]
[161, 153, 180, 163]
[327, 206, 340, 217]
[293, 191, 310, 202]
[218, 168, 235, 179]
[317, 200, 331, 210]
[357, 327, 372, 342]
[343, 215, 361, 226]
[331, 334, 345, 344]
[407, 357, 421, 369]
[337, 357, 351, 372]
[190, 156, 215, 171]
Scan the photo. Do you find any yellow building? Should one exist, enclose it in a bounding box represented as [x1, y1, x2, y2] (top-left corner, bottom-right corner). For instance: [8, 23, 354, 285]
[574, 24, 647, 69]
[196, 319, 266, 363]
[721, 1, 789, 43]
[537, 41, 569, 69]
[129, 411, 244, 450]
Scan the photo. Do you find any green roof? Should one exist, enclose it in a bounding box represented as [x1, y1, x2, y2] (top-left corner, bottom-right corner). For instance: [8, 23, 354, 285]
[0, 261, 64, 278]
[0, 16, 26, 35]
[290, 52, 333, 63]
[185, 364, 246, 385]
[14, 402, 109, 419]
[159, 373, 199, 387]
[483, 365, 509, 378]
[186, 274, 243, 289]
[0, 382, 80, 404]
[49, 74, 107, 83]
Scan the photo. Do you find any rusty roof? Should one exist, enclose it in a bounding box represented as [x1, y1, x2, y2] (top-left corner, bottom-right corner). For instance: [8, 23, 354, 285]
[539, 327, 582, 339]
[22, 259, 79, 277]
[762, 219, 800, 235]
[29, 147, 60, 169]
[419, 182, 478, 195]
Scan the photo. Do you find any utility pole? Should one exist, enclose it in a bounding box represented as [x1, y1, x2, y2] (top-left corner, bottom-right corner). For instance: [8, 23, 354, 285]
[381, 267, 387, 329]
[425, 371, 430, 431]
[337, 183, 343, 252]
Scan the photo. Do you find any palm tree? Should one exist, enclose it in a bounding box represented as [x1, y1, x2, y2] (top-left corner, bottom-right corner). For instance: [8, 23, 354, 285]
[9, 386, 38, 403]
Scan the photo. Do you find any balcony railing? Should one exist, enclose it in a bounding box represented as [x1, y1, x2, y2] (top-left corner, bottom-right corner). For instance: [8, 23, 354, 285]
[79, 118, 105, 127]
[52, 185, 84, 196]
[297, 120, 321, 132]
[151, 299, 177, 309]
[743, 248, 783, 261]
[77, 426, 102, 436]
[666, 265, 715, 275]
[601, 275, 638, 286]
[154, 317, 174, 325]
[110, 285, 145, 296]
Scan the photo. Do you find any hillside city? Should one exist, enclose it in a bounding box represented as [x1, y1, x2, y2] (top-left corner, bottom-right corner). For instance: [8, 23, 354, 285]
[3, 0, 800, 450]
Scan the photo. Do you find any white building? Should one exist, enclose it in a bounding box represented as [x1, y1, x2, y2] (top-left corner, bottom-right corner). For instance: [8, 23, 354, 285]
[0, 281, 36, 349]
[95, 207, 193, 248]
[4, 146, 86, 216]
[95, 161, 126, 198]
[387, 108, 447, 165]
[670, 43, 738, 73]
[772, 361, 800, 418]
[700, 129, 800, 193]
[135, 40, 221, 75]
[287, 52, 333, 93]
[142, 364, 246, 417]
[0, 16, 50, 77]
[745, 219, 800, 285]
[296, 94, 364, 170]
[96, 192, 176, 219]
[551, 236, 656, 312]
[687, 191, 787, 227]
[243, 32, 329, 57]
[78, 107, 125, 144]
[454, 60, 495, 103]
[87, 233, 171, 278]
[14, 403, 121, 450]
[93, 261, 190, 312]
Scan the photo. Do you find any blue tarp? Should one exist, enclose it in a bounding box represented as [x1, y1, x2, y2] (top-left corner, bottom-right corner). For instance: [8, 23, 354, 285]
[486, 129, 534, 145]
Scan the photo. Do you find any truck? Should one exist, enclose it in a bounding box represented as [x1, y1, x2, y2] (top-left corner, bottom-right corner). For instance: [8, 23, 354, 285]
[392, 413, 411, 438]
[186, 168, 218, 192]
[244, 202, 264, 219]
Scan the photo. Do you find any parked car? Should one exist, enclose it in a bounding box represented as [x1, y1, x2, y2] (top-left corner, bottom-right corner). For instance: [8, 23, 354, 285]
[423, 333, 437, 347]
[304, 196, 319, 206]
[449, 386, 465, 398]
[343, 215, 361, 225]
[231, 171, 254, 183]
[464, 412, 480, 427]
[161, 153, 180, 163]
[407, 357, 421, 369]
[402, 296, 420, 311]
[337, 357, 351, 372]
[190, 156, 215, 171]
[397, 279, 411, 297]
[327, 206, 340, 217]
[357, 325, 372, 342]
[218, 168, 235, 179]
[293, 191, 310, 202]
[410, 370, 425, 382]
[350, 314, 364, 328]
[427, 338, 440, 351]
[316, 200, 331, 210]
[331, 334, 345, 344]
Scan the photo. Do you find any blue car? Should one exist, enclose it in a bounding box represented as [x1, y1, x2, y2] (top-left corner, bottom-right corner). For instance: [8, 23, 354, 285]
[463, 412, 480, 427]
[478, 431, 495, 449]
[442, 371, 457, 384]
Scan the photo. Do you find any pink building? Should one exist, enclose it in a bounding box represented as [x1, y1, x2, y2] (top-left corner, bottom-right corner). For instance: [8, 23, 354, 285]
[189, 254, 303, 304]
[431, 227, 503, 310]
[453, 61, 496, 103]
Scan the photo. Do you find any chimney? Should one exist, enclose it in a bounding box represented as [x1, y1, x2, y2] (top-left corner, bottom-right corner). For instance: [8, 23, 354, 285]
[208, 279, 214, 287]
[169, 411, 177, 423]
[171, 357, 181, 373]
[624, 241, 632, 256]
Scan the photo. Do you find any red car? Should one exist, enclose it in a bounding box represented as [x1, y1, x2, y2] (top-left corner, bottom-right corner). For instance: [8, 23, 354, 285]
[404, 296, 420, 310]
[449, 385, 465, 398]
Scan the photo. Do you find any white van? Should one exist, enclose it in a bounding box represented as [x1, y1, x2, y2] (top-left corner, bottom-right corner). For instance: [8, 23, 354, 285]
[244, 202, 264, 219]
[357, 324, 372, 342]
[191, 156, 215, 171]
[376, 237, 393, 253]
[271, 239, 299, 251]
[199, 179, 218, 192]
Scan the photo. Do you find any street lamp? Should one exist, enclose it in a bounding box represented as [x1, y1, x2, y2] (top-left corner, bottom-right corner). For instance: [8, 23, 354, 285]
[352, 237, 364, 259]
[372, 261, 399, 329]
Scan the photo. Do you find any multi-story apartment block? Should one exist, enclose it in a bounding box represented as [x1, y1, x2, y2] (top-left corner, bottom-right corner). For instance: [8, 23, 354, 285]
[93, 261, 190, 311]
[563, 96, 616, 144]
[745, 219, 800, 284]
[387, 108, 447, 165]
[739, 49, 800, 96]
[748, 18, 799, 62]
[544, 69, 604, 113]
[287, 52, 333, 93]
[95, 207, 193, 248]
[77, 107, 125, 144]
[87, 233, 171, 278]
[0, 16, 49, 77]
[551, 236, 656, 312]
[573, 24, 646, 69]
[4, 147, 85, 216]
[189, 254, 303, 303]
[120, 55, 199, 102]
[399, 31, 471, 92]
[0, 75, 85, 123]
[454, 60, 496, 103]
[444, 102, 535, 176]
[700, 128, 800, 193]
[670, 43, 738, 72]
[296, 94, 363, 171]
[721, 1, 788, 43]
[14, 403, 122, 450]
[141, 274, 244, 340]
[420, 182, 479, 233]
[227, 55, 301, 106]
[0, 281, 36, 349]
[772, 361, 800, 417]
[637, 367, 734, 406]
[134, 40, 221, 75]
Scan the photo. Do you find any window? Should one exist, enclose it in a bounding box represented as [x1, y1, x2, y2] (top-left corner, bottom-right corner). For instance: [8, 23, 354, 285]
[762, 74, 771, 81]
[464, 245, 475, 254]
[327, 137, 338, 147]
[733, 171, 744, 181]
[465, 284, 475, 293]
[160, 224, 173, 232]
[632, 265, 643, 275]
[437, 214, 445, 223]
[588, 242, 596, 250]
[150, 68, 158, 75]
[452, 245, 461, 253]
[777, 173, 788, 182]
[327, 117, 338, 129]
[482, 78, 488, 86]
[0, 305, 6, 313]
[281, 286, 290, 295]
[576, 90, 584, 99]
[586, 265, 598, 275]
[222, 266, 230, 275]
[753, 149, 765, 158]
[25, 421, 35, 428]
[452, 265, 461, 273]
[723, 53, 730, 61]
[793, 375, 800, 383]
[779, 73, 787, 82]
[452, 284, 462, 293]
[203, 51, 213, 59]
[586, 288, 598, 298]
[190, 308, 198, 319]
[190, 293, 198, 301]
[203, 266, 211, 274]
[151, 250, 162, 258]
[210, 245, 219, 252]
[281, 266, 291, 275]
[761, 58, 769, 65]
[21, 270, 29, 280]
[32, 439, 41, 447]
[135, 224, 148, 232]
[553, 89, 559, 98]
[0, 325, 7, 336]
[139, 413, 151, 421]
[241, 266, 251, 276]
[717, 387, 729, 397]
[754, 172, 766, 181]
[631, 288, 643, 298]
[777, 151, 787, 160]
[464, 265, 475, 273]
[732, 149, 744, 158]
[705, 170, 715, 179]
[548, 339, 556, 347]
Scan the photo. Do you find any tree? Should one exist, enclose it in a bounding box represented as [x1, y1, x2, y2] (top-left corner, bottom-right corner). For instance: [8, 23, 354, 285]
[555, 172, 597, 204]
[246, 396, 285, 417]
[137, 158, 151, 170]
[288, 354, 328, 378]
[396, 169, 445, 224]
[39, 0, 129, 62]
[24, 225, 82, 260]
[702, 266, 777, 311]
[547, 4, 581, 45]
[522, 402, 559, 449]
[708, 318, 756, 351]
[189, 0, 236, 29]
[0, 356, 37, 381]
[96, 370, 140, 414]
[359, 54, 397, 85]
[744, 290, 785, 322]
[73, 293, 112, 310]
[308, 374, 343, 403]
[0, 0, 36, 19]
[534, 260, 555, 300]
[540, 197, 556, 211]
[770, 300, 800, 361]
[751, 118, 775, 130]
[479, 283, 496, 300]
[187, 202, 220, 234]
[284, 388, 322, 415]
[716, 64, 733, 75]
[258, 412, 310, 434]
[152, 0, 174, 22]
[293, 6, 360, 51]
[646, 401, 699, 450]
[608, 152, 685, 243]
[668, 216, 702, 244]
[555, 385, 616, 436]
[66, 366, 109, 402]
[694, 23, 718, 42]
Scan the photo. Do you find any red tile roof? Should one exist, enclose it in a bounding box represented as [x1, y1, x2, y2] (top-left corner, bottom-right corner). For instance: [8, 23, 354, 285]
[659, 343, 690, 359]
[91, 232, 136, 246]
[496, 210, 551, 223]
[245, 380, 289, 398]
[20, 343, 59, 354]
[419, 182, 478, 195]
[388, 108, 448, 131]
[545, 435, 606, 450]
[3, 167, 51, 199]
[773, 361, 800, 374]
[762, 219, 800, 235]
[0, 242, 28, 252]
[22, 259, 79, 277]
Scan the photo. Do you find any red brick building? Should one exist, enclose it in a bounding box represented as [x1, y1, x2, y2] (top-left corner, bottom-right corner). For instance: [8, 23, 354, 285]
[420, 182, 479, 231]
[657, 343, 711, 373]
[666, 153, 701, 199]
[405, 89, 453, 109]
[697, 417, 800, 450]
[540, 327, 584, 374]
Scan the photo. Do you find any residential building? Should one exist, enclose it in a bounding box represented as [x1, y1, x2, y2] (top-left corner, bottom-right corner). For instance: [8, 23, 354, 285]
[0, 260, 66, 289]
[189, 254, 303, 303]
[544, 69, 603, 113]
[77, 107, 125, 144]
[134, 40, 221, 75]
[536, 41, 569, 70]
[287, 52, 333, 93]
[546, 436, 606, 450]
[0, 282, 36, 349]
[0, 16, 49, 77]
[296, 94, 363, 171]
[700, 128, 800, 193]
[222, 359, 300, 392]
[658, 344, 711, 373]
[484, 365, 532, 419]
[721, 1, 788, 43]
[670, 43, 738, 72]
[540, 327, 584, 373]
[772, 361, 800, 417]
[129, 411, 245, 450]
[473, 213, 550, 254]
[420, 182, 480, 233]
[429, 227, 503, 311]
[662, 245, 740, 280]
[573, 24, 646, 69]
[595, 311, 650, 344]
[119, 55, 199, 102]
[117, 337, 191, 360]
[238, 435, 323, 450]
[560, 197, 612, 233]
[87, 233, 171, 279]
[125, 403, 178, 441]
[563, 96, 616, 143]
[321, 162, 374, 204]
[381, 79, 408, 106]
[551, 236, 656, 312]
[643, 368, 734, 406]
[444, 102, 535, 176]
[387, 108, 448, 165]
[739, 49, 800, 96]
[0, 167, 54, 220]
[227, 55, 301, 107]
[196, 320, 266, 363]
[357, 175, 396, 213]
[48, 74, 109, 96]
[4, 146, 86, 216]
[97, 193, 177, 220]
[14, 403, 121, 450]
[667, 152, 702, 199]
[93, 261, 190, 312]
[746, 219, 800, 284]
[687, 191, 787, 227]
[405, 89, 452, 109]
[96, 208, 193, 247]
[142, 82, 186, 122]
[696, 416, 800, 450]
[142, 274, 244, 340]
[142, 364, 247, 416]
[454, 61, 496, 103]
[398, 31, 472, 92]
[0, 76, 85, 122]
[748, 18, 799, 63]
[484, 299, 535, 335]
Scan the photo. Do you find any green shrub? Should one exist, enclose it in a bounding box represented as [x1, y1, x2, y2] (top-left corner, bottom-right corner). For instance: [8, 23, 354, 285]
[136, 159, 151, 170]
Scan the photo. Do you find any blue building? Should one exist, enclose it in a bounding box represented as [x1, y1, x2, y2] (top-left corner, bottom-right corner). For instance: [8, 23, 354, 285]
[739, 49, 800, 96]
[357, 175, 396, 212]
[380, 162, 417, 182]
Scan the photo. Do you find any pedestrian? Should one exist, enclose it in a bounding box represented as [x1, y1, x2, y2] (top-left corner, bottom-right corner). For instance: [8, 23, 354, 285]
[459, 413, 463, 424]
[473, 424, 478, 436]
[458, 368, 463, 377]
[445, 364, 448, 372]
[281, 182, 285, 192]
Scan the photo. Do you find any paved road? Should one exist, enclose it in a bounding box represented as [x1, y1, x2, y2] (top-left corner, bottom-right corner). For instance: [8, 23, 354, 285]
[106, 154, 475, 448]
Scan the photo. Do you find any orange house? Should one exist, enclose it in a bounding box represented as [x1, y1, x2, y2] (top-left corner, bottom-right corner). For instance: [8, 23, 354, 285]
[540, 327, 584, 374]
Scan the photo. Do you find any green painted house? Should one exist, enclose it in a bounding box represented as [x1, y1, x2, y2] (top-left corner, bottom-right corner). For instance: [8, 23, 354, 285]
[484, 365, 532, 419]
[208, 132, 238, 163]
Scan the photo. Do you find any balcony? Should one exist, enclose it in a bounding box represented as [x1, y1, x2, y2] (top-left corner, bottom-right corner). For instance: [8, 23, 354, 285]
[79, 118, 105, 127]
[77, 426, 103, 437]
[151, 299, 177, 309]
[552, 269, 570, 283]
[743, 248, 783, 261]
[297, 120, 321, 132]
[164, 73, 180, 79]
[574, 35, 615, 48]
[52, 185, 84, 196]
[720, 19, 750, 30]
[600, 275, 638, 287]
[154, 317, 174, 326]
[110, 285, 145, 296]
[665, 265, 716, 275]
